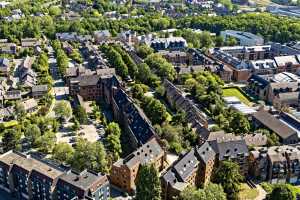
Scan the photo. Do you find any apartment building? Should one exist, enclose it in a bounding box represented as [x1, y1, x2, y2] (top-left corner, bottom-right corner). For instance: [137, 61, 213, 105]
[111, 87, 156, 148]
[69, 74, 118, 101]
[150, 37, 187, 51]
[250, 145, 300, 184]
[56, 170, 110, 200]
[161, 142, 215, 200]
[207, 132, 250, 176]
[0, 151, 110, 200]
[248, 72, 300, 108]
[110, 138, 166, 194]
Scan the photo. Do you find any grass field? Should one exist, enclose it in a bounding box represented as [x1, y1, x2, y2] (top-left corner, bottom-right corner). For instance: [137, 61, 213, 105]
[239, 184, 259, 200]
[223, 87, 252, 106]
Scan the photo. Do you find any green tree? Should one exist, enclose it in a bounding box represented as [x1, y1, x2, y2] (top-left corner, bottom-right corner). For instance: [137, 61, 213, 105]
[105, 122, 122, 161]
[36, 131, 56, 153]
[54, 101, 72, 121]
[49, 6, 62, 16]
[136, 44, 154, 59]
[180, 183, 226, 200]
[2, 128, 22, 152]
[136, 164, 161, 200]
[24, 124, 41, 147]
[52, 142, 74, 164]
[15, 102, 26, 121]
[213, 161, 243, 200]
[270, 184, 295, 200]
[72, 139, 108, 173]
[74, 106, 88, 124]
[142, 97, 168, 125]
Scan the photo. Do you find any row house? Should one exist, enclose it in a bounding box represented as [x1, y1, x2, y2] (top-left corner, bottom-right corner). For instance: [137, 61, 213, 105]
[0, 151, 110, 200]
[150, 37, 187, 51]
[163, 79, 209, 143]
[110, 138, 165, 194]
[111, 87, 156, 148]
[0, 58, 10, 77]
[250, 145, 300, 184]
[161, 142, 215, 200]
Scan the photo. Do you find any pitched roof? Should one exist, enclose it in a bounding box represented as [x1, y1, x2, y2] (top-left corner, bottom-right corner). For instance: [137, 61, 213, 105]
[114, 138, 164, 168]
[253, 110, 297, 140]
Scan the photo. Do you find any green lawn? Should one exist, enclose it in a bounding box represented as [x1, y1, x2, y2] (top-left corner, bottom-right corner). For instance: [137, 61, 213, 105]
[239, 183, 259, 200]
[223, 87, 252, 106]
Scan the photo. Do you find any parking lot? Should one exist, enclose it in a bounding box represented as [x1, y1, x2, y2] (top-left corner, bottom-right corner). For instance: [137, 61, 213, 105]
[56, 122, 104, 145]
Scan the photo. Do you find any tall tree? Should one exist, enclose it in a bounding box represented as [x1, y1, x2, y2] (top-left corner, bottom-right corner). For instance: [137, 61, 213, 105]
[54, 101, 72, 121]
[105, 122, 122, 161]
[71, 139, 108, 173]
[74, 106, 88, 124]
[24, 124, 41, 147]
[2, 128, 22, 152]
[213, 161, 243, 200]
[136, 164, 161, 200]
[52, 142, 74, 164]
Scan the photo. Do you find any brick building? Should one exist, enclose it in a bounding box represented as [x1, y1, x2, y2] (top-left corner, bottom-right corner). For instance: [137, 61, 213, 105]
[110, 138, 166, 194]
[161, 142, 215, 200]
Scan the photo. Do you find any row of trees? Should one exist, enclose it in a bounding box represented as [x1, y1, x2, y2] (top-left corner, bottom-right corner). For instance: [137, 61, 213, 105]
[52, 40, 69, 75]
[180, 72, 251, 135]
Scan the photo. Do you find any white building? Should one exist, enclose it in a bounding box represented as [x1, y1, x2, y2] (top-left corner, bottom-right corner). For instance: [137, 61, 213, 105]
[221, 30, 264, 46]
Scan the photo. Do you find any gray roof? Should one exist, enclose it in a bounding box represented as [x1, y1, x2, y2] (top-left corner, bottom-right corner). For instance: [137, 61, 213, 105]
[114, 138, 164, 168]
[209, 136, 249, 160]
[162, 142, 215, 186]
[32, 84, 48, 93]
[195, 142, 216, 164]
[70, 75, 101, 86]
[253, 110, 297, 140]
[58, 170, 107, 191]
[173, 149, 199, 182]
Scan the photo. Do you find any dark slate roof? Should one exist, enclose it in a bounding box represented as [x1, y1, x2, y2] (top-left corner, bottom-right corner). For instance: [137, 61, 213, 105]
[173, 149, 199, 182]
[248, 74, 269, 89]
[113, 88, 155, 145]
[114, 138, 164, 168]
[70, 75, 101, 86]
[209, 137, 249, 160]
[253, 110, 297, 140]
[162, 142, 215, 186]
[195, 142, 216, 164]
[58, 170, 107, 191]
